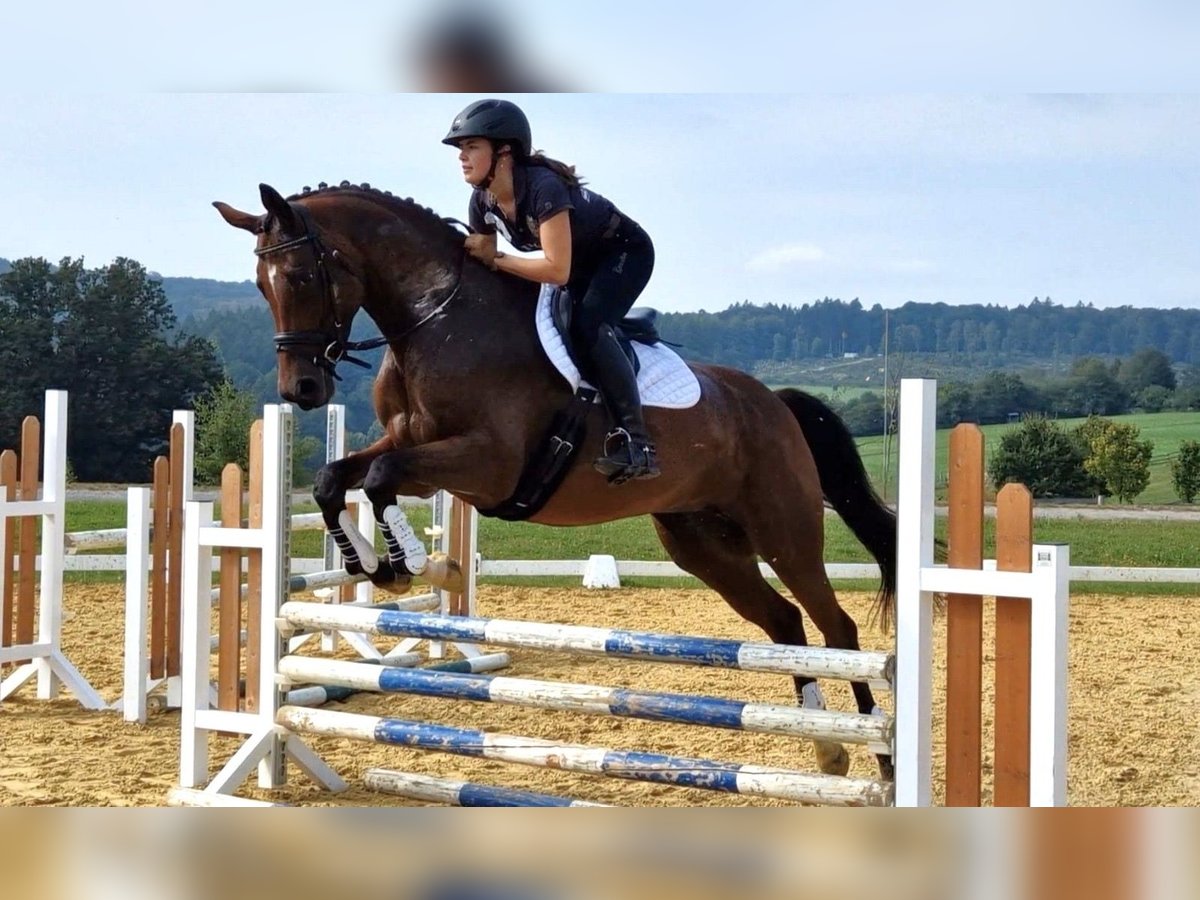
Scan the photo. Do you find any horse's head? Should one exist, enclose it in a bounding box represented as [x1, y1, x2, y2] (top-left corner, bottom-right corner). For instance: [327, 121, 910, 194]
[214, 184, 367, 409]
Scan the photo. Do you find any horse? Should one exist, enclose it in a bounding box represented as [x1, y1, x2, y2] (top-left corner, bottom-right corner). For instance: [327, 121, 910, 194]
[214, 181, 898, 782]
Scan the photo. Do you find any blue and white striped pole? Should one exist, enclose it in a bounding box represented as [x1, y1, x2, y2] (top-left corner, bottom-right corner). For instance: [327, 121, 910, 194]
[277, 655, 891, 747]
[278, 706, 893, 807]
[363, 769, 609, 807]
[280, 602, 893, 684]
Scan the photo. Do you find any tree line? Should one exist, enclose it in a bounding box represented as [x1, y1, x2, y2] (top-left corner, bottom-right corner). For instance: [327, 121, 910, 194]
[826, 348, 1198, 438]
[660, 297, 1200, 368]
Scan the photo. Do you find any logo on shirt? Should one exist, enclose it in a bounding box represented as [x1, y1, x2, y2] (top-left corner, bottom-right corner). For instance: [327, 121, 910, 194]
[484, 210, 514, 244]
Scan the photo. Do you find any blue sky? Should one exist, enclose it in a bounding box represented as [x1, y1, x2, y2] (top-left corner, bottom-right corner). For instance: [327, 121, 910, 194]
[3, 92, 1198, 313]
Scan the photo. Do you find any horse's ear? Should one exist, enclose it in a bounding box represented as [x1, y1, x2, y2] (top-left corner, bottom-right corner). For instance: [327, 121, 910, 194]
[212, 201, 262, 234]
[259, 183, 297, 231]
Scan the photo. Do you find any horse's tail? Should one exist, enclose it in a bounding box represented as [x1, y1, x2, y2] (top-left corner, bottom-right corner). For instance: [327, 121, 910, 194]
[775, 388, 897, 630]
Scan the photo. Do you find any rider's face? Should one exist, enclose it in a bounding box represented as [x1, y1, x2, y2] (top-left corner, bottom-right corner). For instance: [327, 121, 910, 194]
[457, 138, 495, 187]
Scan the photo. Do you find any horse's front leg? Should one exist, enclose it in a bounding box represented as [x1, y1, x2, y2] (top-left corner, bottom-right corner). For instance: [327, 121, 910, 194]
[361, 434, 502, 593]
[312, 436, 402, 588]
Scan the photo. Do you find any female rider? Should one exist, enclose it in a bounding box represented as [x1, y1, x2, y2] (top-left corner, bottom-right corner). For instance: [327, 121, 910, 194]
[442, 98, 660, 483]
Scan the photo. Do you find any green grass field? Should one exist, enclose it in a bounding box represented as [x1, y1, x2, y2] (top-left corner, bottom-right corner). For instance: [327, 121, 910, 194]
[61, 496, 1200, 596]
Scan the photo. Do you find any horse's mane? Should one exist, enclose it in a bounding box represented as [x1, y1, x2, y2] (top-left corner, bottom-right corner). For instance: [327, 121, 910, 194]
[288, 181, 464, 242]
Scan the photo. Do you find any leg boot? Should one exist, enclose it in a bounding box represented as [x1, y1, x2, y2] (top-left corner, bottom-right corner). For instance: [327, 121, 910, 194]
[584, 324, 660, 483]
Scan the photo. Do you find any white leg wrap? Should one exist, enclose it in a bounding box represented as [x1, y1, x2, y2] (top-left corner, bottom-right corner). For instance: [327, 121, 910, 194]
[801, 681, 826, 710]
[336, 510, 378, 574]
[382, 504, 428, 575]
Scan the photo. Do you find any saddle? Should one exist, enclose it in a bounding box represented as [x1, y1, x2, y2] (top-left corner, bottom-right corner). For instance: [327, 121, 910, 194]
[549, 286, 667, 377]
[478, 289, 672, 522]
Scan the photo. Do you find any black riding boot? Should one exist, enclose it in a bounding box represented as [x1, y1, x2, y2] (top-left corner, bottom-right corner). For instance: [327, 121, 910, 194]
[585, 324, 660, 484]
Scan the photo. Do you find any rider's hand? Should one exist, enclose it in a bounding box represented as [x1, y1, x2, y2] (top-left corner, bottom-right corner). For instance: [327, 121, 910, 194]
[464, 234, 498, 270]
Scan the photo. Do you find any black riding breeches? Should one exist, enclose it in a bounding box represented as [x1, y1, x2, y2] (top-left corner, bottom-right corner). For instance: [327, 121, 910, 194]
[567, 220, 655, 360]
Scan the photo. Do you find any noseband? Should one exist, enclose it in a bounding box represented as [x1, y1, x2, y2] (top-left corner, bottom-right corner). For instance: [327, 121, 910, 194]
[254, 214, 382, 380]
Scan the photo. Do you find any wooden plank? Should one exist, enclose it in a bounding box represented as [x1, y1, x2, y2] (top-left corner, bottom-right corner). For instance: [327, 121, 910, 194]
[995, 483, 1033, 806]
[448, 497, 470, 617]
[1, 449, 17, 655]
[150, 456, 169, 679]
[944, 424, 984, 806]
[218, 464, 243, 712]
[16, 417, 40, 655]
[166, 423, 186, 677]
[245, 420, 263, 713]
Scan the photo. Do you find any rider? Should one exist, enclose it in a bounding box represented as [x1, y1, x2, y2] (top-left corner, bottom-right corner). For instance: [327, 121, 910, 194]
[443, 98, 660, 483]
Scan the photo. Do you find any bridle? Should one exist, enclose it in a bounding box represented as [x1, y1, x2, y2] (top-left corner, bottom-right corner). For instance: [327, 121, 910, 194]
[253, 206, 466, 380]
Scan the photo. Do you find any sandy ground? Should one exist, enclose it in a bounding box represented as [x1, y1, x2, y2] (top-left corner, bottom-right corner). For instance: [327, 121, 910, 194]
[1, 583, 1198, 806]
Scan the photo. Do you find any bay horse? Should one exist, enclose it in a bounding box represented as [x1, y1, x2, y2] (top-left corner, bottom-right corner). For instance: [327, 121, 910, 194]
[214, 182, 898, 781]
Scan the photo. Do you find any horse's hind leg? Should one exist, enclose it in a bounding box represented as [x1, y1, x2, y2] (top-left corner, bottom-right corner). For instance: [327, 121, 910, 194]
[739, 508, 894, 782]
[651, 510, 851, 778]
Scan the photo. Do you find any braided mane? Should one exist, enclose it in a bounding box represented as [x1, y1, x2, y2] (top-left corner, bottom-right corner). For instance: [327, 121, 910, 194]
[288, 180, 464, 240]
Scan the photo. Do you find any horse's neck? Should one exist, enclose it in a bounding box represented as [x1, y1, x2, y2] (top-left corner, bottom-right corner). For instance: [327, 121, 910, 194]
[363, 256, 543, 369]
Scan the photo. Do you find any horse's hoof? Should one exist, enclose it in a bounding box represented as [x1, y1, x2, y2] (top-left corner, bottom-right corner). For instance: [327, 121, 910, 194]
[877, 754, 895, 782]
[814, 741, 851, 777]
[366, 560, 414, 594]
[423, 552, 465, 593]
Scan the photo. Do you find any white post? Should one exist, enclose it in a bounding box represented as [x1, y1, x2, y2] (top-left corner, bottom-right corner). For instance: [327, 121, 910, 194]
[36, 390, 68, 700]
[123, 487, 151, 723]
[1029, 543, 1070, 806]
[465, 503, 479, 617]
[321, 404, 346, 653]
[894, 378, 935, 807]
[179, 502, 214, 788]
[355, 496, 374, 605]
[257, 404, 292, 789]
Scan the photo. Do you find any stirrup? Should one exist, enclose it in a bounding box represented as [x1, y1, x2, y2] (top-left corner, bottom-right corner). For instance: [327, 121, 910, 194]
[593, 429, 661, 484]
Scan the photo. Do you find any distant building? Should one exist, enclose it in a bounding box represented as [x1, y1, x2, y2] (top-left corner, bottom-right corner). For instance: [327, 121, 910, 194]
[842, 352, 859, 359]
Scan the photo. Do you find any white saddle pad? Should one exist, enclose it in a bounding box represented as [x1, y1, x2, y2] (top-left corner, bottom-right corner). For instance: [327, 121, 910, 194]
[535, 284, 701, 409]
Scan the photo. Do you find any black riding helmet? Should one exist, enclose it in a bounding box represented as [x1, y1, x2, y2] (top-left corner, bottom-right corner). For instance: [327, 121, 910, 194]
[442, 98, 531, 158]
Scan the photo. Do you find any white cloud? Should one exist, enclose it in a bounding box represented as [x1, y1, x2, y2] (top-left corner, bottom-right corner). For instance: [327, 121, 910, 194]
[746, 243, 828, 272]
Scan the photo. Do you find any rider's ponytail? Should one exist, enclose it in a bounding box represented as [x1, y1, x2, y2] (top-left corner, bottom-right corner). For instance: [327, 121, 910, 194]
[524, 150, 585, 189]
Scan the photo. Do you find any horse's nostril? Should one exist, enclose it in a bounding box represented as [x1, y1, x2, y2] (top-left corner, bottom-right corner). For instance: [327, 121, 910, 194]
[296, 377, 321, 400]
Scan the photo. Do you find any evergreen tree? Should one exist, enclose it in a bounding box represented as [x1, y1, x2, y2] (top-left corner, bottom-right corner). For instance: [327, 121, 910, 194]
[0, 257, 222, 481]
[988, 416, 1093, 498]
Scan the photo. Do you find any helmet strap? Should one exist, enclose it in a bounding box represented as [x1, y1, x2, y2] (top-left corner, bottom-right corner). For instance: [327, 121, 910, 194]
[479, 143, 510, 192]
